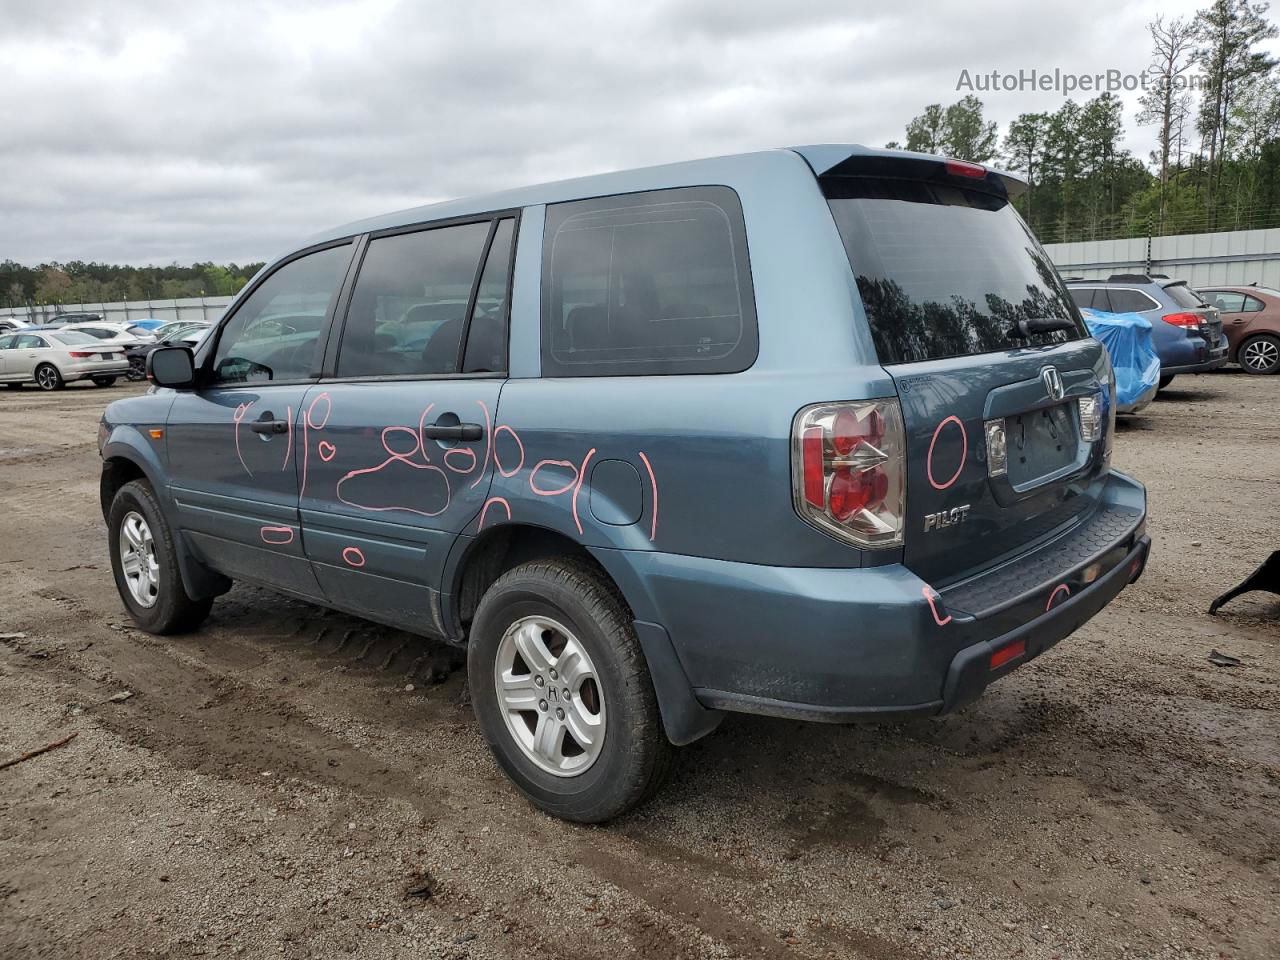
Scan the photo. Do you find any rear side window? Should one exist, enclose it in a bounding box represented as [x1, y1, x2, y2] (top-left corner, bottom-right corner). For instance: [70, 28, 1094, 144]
[1164, 283, 1207, 308]
[50, 331, 96, 346]
[825, 177, 1085, 365]
[338, 220, 492, 378]
[1207, 291, 1245, 312]
[1106, 289, 1158, 313]
[541, 186, 757, 377]
[1067, 288, 1099, 310]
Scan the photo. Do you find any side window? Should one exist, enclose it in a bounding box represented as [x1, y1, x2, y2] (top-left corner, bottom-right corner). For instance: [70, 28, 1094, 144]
[541, 186, 758, 376]
[211, 243, 352, 384]
[337, 221, 491, 378]
[0, 335, 16, 349]
[18, 335, 47, 349]
[1243, 295, 1265, 312]
[463, 218, 516, 373]
[1107, 289, 1157, 313]
[1067, 288, 1097, 310]
[1091, 288, 1114, 312]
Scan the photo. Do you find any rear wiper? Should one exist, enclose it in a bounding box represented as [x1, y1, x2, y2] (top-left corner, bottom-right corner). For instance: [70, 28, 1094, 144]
[1010, 316, 1077, 338]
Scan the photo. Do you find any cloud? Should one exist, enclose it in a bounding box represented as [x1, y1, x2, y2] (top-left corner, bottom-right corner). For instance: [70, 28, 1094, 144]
[0, 0, 1263, 265]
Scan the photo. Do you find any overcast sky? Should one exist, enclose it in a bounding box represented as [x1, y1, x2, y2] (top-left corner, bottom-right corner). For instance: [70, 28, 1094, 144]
[4, 0, 1277, 266]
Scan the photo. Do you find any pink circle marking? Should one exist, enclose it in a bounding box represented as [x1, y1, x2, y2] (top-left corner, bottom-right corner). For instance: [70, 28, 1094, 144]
[529, 459, 578, 497]
[493, 425, 525, 478]
[341, 546, 366, 568]
[926, 415, 967, 491]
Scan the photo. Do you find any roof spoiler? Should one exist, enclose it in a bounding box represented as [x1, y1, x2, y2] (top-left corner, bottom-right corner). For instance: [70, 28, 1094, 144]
[790, 144, 1027, 199]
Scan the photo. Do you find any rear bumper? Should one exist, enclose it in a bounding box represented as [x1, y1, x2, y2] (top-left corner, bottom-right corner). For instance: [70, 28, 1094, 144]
[64, 361, 129, 380]
[597, 471, 1147, 727]
[1162, 339, 1229, 374]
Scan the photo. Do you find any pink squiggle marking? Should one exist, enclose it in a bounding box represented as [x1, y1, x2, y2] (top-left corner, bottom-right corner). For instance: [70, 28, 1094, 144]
[922, 585, 952, 626]
[493, 424, 525, 477]
[571, 447, 597, 535]
[260, 525, 294, 546]
[444, 446, 477, 474]
[1046, 584, 1071, 611]
[478, 496, 511, 531]
[300, 391, 332, 500]
[336, 459, 452, 517]
[637, 451, 659, 542]
[927, 415, 967, 491]
[341, 546, 366, 568]
[469, 399, 492, 488]
[529, 459, 578, 497]
[233, 401, 255, 478]
[280, 404, 293, 471]
[318, 440, 337, 462]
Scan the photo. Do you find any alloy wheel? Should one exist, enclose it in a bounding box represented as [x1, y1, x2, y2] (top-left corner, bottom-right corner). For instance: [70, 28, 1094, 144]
[36, 367, 59, 390]
[493, 615, 606, 777]
[119, 511, 160, 608]
[1242, 338, 1278, 372]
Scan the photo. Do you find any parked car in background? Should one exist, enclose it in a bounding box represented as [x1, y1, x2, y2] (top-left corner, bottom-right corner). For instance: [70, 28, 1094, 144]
[0, 329, 129, 389]
[58, 321, 155, 347]
[127, 318, 167, 332]
[45, 312, 104, 326]
[101, 146, 1149, 822]
[151, 320, 212, 342]
[1196, 285, 1280, 375]
[124, 322, 211, 380]
[0, 317, 30, 334]
[1065, 275, 1227, 388]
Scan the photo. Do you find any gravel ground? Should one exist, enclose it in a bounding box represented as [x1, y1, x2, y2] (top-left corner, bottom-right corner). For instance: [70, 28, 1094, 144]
[0, 372, 1276, 960]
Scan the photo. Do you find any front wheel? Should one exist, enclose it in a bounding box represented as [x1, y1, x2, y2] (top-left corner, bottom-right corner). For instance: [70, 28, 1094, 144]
[1239, 334, 1280, 374]
[468, 559, 673, 823]
[108, 480, 212, 634]
[92, 375, 117, 387]
[126, 356, 147, 381]
[35, 364, 64, 391]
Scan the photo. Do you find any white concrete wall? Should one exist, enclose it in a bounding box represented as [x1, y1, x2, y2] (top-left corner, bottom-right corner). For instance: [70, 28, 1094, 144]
[0, 295, 235, 327]
[1045, 228, 1280, 288]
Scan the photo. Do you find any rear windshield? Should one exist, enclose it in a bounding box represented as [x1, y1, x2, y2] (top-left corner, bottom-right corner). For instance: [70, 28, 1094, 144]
[1164, 283, 1207, 308]
[825, 177, 1085, 365]
[50, 331, 96, 345]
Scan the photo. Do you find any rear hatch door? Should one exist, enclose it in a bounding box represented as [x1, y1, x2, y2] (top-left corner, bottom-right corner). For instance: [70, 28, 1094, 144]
[821, 159, 1111, 587]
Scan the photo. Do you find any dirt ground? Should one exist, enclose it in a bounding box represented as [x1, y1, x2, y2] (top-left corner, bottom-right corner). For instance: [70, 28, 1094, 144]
[0, 372, 1276, 960]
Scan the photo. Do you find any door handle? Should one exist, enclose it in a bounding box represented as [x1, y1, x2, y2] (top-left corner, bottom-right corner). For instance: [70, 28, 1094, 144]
[249, 418, 289, 435]
[421, 422, 483, 441]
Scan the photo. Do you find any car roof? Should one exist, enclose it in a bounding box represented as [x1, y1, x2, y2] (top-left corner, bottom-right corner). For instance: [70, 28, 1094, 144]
[304, 144, 1027, 248]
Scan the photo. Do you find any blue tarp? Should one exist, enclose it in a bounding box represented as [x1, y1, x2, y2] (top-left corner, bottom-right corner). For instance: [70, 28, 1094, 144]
[1081, 308, 1162, 408]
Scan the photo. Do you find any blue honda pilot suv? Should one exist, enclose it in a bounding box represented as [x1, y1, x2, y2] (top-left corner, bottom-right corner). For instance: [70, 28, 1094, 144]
[100, 146, 1150, 822]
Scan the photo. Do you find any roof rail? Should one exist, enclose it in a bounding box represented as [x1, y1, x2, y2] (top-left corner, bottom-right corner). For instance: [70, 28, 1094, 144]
[1106, 273, 1153, 283]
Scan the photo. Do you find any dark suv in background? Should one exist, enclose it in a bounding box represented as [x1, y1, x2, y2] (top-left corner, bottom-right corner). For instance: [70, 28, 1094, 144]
[1065, 275, 1226, 388]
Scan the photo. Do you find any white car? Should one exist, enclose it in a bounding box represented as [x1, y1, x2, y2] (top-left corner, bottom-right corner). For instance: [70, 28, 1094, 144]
[0, 329, 130, 390]
[58, 321, 155, 348]
[0, 317, 30, 334]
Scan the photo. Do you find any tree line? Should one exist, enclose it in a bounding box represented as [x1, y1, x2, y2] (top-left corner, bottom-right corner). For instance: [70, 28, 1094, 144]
[1, 259, 264, 309]
[886, 0, 1280, 243]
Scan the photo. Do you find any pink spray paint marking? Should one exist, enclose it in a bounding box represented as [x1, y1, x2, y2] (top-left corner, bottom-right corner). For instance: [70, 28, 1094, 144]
[259, 525, 294, 546]
[493, 424, 525, 477]
[280, 404, 294, 471]
[478, 496, 512, 531]
[922, 585, 952, 626]
[1046, 584, 1071, 611]
[318, 440, 337, 462]
[470, 399, 493, 488]
[926, 415, 967, 491]
[341, 546, 366, 568]
[570, 447, 597, 536]
[444, 446, 477, 474]
[232, 401, 255, 477]
[300, 391, 332, 500]
[529, 459, 579, 497]
[415, 403, 437, 463]
[336, 418, 451, 518]
[637, 451, 659, 542]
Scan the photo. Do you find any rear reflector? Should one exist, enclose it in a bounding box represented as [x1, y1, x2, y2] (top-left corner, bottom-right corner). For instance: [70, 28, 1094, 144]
[945, 159, 987, 179]
[990, 639, 1026, 670]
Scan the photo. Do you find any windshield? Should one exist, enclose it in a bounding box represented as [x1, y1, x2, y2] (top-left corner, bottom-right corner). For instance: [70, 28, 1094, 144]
[824, 177, 1085, 365]
[1164, 283, 1208, 308]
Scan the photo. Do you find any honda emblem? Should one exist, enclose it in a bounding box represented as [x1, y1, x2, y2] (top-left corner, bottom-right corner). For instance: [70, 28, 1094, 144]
[1041, 366, 1064, 401]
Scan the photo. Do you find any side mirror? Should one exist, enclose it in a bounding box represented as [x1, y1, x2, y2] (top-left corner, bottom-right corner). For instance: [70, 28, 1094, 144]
[147, 346, 195, 388]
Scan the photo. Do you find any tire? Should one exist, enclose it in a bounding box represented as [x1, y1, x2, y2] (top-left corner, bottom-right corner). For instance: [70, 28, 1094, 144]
[107, 479, 213, 634]
[92, 376, 117, 387]
[1239, 334, 1280, 375]
[35, 363, 64, 391]
[468, 558, 673, 823]
[126, 357, 147, 382]
[1158, 374, 1175, 390]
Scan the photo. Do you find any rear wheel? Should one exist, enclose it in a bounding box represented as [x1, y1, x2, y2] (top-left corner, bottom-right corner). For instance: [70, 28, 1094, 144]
[1239, 334, 1280, 374]
[1158, 374, 1175, 390]
[92, 375, 117, 387]
[468, 558, 673, 823]
[108, 479, 212, 634]
[126, 356, 147, 381]
[35, 363, 63, 391]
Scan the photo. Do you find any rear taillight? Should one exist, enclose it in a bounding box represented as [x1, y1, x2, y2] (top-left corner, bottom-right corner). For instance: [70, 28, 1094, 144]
[792, 400, 905, 548]
[1162, 312, 1200, 327]
[1078, 394, 1103, 443]
[68, 351, 93, 358]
